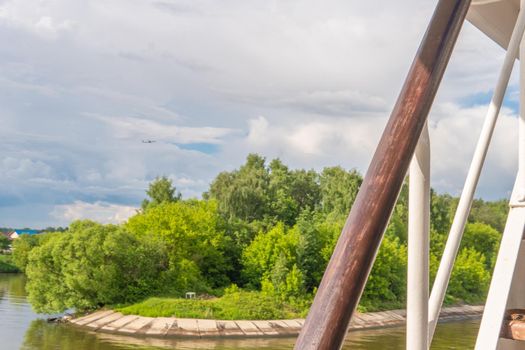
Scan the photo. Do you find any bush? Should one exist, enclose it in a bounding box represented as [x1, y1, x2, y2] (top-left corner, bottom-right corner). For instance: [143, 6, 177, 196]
[448, 248, 490, 304]
[461, 222, 500, 269]
[0, 254, 20, 273]
[12, 234, 44, 272]
[359, 235, 407, 311]
[26, 220, 168, 313]
[126, 200, 232, 290]
[241, 222, 299, 288]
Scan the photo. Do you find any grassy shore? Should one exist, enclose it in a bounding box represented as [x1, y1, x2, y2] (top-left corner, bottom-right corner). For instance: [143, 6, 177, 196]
[0, 254, 20, 273]
[116, 290, 307, 320]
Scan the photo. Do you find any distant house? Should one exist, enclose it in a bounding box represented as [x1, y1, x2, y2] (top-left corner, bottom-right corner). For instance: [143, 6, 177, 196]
[0, 231, 11, 240]
[7, 230, 40, 240]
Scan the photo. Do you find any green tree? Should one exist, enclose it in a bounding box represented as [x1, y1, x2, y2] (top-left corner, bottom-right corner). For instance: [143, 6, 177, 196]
[461, 222, 500, 269]
[206, 154, 270, 222]
[430, 191, 455, 234]
[141, 176, 181, 211]
[263, 261, 306, 302]
[26, 221, 168, 313]
[242, 222, 299, 288]
[360, 235, 407, 311]
[127, 200, 232, 289]
[12, 234, 43, 272]
[448, 248, 490, 303]
[267, 159, 321, 226]
[206, 154, 321, 228]
[295, 210, 327, 291]
[0, 235, 10, 250]
[320, 166, 362, 219]
[468, 199, 508, 233]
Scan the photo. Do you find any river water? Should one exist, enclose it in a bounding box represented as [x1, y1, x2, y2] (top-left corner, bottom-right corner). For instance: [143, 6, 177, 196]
[0, 274, 479, 349]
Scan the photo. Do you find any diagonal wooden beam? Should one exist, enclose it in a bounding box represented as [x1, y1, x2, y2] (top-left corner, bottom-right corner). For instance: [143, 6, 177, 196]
[294, 0, 472, 349]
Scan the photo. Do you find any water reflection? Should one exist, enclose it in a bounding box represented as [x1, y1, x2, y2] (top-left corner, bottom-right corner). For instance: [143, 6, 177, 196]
[18, 320, 479, 350]
[0, 274, 480, 350]
[21, 322, 295, 350]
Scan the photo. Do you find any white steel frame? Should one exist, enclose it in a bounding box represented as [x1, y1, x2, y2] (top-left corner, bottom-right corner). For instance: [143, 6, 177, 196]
[407, 122, 430, 350]
[406, 6, 525, 350]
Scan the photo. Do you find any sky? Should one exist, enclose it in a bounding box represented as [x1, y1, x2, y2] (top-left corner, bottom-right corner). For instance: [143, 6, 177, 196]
[0, 0, 521, 228]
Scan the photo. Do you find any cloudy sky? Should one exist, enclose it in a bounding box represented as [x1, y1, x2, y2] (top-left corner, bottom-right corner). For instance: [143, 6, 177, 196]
[0, 0, 520, 228]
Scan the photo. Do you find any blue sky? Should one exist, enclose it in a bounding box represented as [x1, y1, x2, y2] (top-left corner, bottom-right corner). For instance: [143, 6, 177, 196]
[0, 0, 520, 228]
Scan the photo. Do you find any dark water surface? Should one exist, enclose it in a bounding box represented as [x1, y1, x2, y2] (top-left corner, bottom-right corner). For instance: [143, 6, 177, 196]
[0, 274, 479, 349]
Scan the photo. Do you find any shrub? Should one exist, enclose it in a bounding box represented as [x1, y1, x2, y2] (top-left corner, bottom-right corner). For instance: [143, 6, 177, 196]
[126, 200, 232, 290]
[241, 222, 299, 288]
[26, 220, 168, 313]
[447, 248, 490, 303]
[12, 234, 45, 272]
[359, 235, 407, 311]
[461, 222, 500, 269]
[0, 254, 20, 273]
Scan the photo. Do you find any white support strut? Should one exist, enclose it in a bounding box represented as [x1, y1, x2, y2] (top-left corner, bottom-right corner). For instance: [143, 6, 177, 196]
[407, 122, 430, 350]
[428, 7, 525, 345]
[474, 193, 525, 349]
[520, 0, 525, 202]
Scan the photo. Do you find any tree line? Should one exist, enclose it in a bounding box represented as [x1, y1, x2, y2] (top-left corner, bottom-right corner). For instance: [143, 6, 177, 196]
[13, 154, 505, 314]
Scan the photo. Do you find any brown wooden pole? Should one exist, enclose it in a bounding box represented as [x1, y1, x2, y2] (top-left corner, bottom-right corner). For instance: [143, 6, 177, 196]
[294, 0, 471, 349]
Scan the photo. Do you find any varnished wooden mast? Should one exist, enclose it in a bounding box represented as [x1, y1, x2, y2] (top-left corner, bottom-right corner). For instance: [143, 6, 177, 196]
[294, 0, 472, 349]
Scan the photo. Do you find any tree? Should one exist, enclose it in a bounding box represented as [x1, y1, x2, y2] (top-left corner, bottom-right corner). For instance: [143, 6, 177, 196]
[206, 154, 270, 222]
[267, 159, 321, 226]
[430, 191, 454, 234]
[26, 220, 168, 313]
[448, 248, 490, 303]
[42, 226, 67, 232]
[206, 154, 321, 227]
[12, 234, 42, 272]
[0, 235, 10, 250]
[127, 200, 232, 289]
[319, 166, 362, 219]
[242, 222, 299, 288]
[268, 159, 297, 226]
[469, 199, 508, 233]
[141, 176, 181, 211]
[360, 235, 407, 311]
[461, 222, 500, 269]
[295, 210, 327, 291]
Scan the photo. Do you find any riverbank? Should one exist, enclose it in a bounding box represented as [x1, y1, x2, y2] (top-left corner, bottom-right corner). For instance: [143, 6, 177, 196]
[69, 305, 483, 338]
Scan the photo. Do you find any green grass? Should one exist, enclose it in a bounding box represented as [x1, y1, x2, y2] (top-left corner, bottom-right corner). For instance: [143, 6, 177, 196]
[116, 290, 306, 320]
[0, 254, 20, 273]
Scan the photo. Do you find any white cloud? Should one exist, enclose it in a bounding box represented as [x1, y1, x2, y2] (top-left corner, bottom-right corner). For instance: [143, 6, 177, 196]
[90, 115, 238, 144]
[0, 0, 518, 227]
[429, 103, 518, 198]
[0, 157, 53, 180]
[0, 2, 76, 39]
[224, 103, 519, 200]
[51, 201, 137, 225]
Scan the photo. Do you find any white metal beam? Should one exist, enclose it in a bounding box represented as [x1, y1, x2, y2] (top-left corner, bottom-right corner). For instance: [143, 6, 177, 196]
[474, 201, 525, 349]
[407, 123, 430, 350]
[428, 7, 525, 344]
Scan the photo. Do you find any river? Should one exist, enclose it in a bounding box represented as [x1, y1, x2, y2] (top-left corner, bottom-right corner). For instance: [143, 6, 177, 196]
[0, 273, 479, 349]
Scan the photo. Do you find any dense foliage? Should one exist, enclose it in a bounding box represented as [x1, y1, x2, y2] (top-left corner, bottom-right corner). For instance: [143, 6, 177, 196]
[15, 154, 508, 316]
[12, 234, 43, 272]
[126, 200, 232, 290]
[25, 221, 167, 313]
[141, 176, 181, 211]
[0, 235, 10, 250]
[0, 254, 20, 273]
